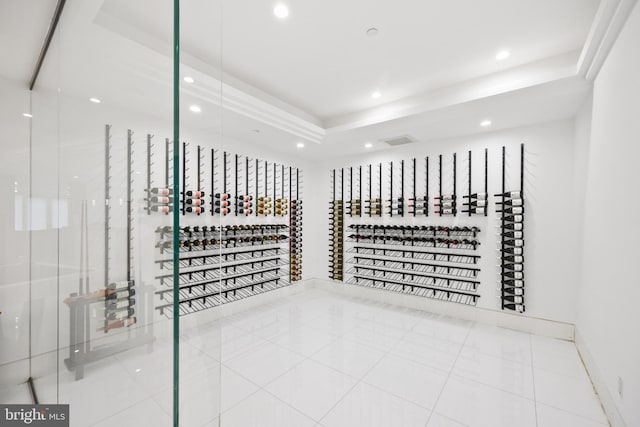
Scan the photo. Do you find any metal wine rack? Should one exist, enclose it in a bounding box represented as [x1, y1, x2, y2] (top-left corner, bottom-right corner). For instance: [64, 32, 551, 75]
[496, 144, 525, 313]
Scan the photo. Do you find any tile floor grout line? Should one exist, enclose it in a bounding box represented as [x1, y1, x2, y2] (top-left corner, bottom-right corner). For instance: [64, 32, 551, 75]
[529, 333, 540, 427]
[423, 323, 474, 427]
[315, 317, 420, 425]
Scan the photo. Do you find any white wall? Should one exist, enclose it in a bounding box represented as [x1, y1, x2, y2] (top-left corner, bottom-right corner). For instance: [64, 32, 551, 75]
[575, 3, 640, 426]
[312, 119, 583, 325]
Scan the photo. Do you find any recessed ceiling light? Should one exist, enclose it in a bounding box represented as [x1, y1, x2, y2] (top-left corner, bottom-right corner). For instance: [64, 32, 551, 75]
[366, 27, 379, 37]
[22, 113, 32, 118]
[183, 76, 194, 83]
[364, 142, 373, 148]
[496, 50, 510, 60]
[73, 175, 79, 179]
[371, 91, 382, 99]
[89, 98, 101, 104]
[273, 3, 289, 19]
[480, 120, 492, 127]
[296, 142, 304, 148]
[189, 105, 201, 113]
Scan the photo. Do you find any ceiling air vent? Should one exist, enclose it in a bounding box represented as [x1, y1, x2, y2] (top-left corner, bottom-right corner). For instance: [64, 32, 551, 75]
[380, 135, 417, 147]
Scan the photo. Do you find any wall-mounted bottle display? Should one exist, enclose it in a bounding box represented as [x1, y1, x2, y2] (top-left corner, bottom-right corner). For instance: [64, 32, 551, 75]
[290, 167, 303, 282]
[435, 153, 457, 216]
[329, 168, 344, 281]
[344, 223, 481, 306]
[496, 144, 526, 313]
[462, 149, 488, 216]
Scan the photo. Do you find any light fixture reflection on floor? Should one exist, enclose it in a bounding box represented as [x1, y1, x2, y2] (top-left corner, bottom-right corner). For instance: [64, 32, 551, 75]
[190, 105, 202, 113]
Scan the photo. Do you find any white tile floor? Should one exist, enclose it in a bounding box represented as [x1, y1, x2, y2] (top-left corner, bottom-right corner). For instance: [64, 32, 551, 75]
[4, 288, 609, 427]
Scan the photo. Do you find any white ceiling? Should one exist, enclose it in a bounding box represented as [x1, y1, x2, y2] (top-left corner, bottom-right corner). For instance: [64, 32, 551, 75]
[0, 0, 58, 84]
[0, 0, 615, 161]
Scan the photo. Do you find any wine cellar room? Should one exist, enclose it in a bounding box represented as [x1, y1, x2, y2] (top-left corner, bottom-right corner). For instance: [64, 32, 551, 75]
[0, 1, 639, 426]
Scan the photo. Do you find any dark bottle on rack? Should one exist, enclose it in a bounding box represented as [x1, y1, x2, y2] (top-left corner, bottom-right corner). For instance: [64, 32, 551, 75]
[496, 207, 524, 214]
[502, 278, 524, 287]
[502, 295, 524, 304]
[434, 194, 456, 200]
[502, 271, 524, 279]
[501, 255, 524, 263]
[501, 231, 523, 239]
[499, 223, 523, 231]
[500, 247, 523, 255]
[215, 200, 230, 207]
[150, 205, 172, 213]
[215, 207, 230, 214]
[239, 208, 253, 215]
[503, 287, 524, 296]
[186, 206, 203, 214]
[494, 191, 521, 198]
[496, 199, 523, 206]
[463, 200, 486, 207]
[435, 208, 455, 215]
[185, 190, 205, 197]
[149, 188, 173, 195]
[238, 202, 252, 208]
[503, 303, 524, 312]
[434, 202, 456, 208]
[463, 192, 487, 199]
[237, 195, 252, 201]
[501, 262, 523, 271]
[215, 193, 231, 199]
[149, 196, 172, 204]
[186, 199, 204, 206]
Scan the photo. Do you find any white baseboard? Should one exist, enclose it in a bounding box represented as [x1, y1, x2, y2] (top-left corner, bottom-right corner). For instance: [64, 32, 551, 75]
[310, 278, 575, 340]
[575, 329, 626, 427]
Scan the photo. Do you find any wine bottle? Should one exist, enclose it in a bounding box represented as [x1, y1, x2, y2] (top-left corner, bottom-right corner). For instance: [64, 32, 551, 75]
[502, 271, 524, 279]
[494, 191, 521, 198]
[239, 208, 253, 215]
[463, 200, 486, 207]
[149, 188, 173, 195]
[186, 206, 203, 214]
[501, 231, 523, 238]
[185, 199, 204, 206]
[500, 247, 523, 255]
[499, 223, 523, 231]
[107, 308, 135, 321]
[106, 298, 135, 310]
[502, 278, 524, 287]
[462, 207, 485, 214]
[463, 192, 487, 199]
[98, 317, 136, 332]
[150, 205, 172, 213]
[215, 200, 230, 207]
[501, 255, 524, 263]
[435, 208, 455, 215]
[503, 287, 524, 296]
[215, 207, 230, 214]
[502, 295, 524, 304]
[185, 190, 205, 197]
[496, 199, 523, 206]
[503, 303, 524, 312]
[434, 195, 456, 200]
[215, 193, 231, 199]
[501, 263, 523, 271]
[149, 196, 172, 204]
[496, 207, 524, 214]
[503, 239, 524, 247]
[106, 288, 135, 300]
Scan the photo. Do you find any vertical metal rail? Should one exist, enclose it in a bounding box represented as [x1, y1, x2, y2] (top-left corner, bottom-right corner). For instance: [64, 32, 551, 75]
[172, 2, 180, 423]
[256, 159, 259, 217]
[281, 164, 284, 202]
[289, 166, 292, 202]
[104, 125, 111, 334]
[438, 155, 442, 217]
[340, 168, 344, 202]
[273, 162, 277, 217]
[501, 146, 506, 310]
[181, 142, 186, 216]
[359, 165, 362, 218]
[378, 163, 382, 217]
[165, 138, 170, 191]
[126, 130, 133, 281]
[146, 135, 152, 215]
[296, 168, 299, 200]
[264, 160, 268, 206]
[223, 151, 228, 194]
[453, 153, 457, 216]
[368, 164, 372, 217]
[484, 148, 488, 217]
[412, 158, 416, 217]
[389, 162, 393, 218]
[211, 148, 216, 216]
[426, 156, 429, 217]
[468, 150, 472, 217]
[247, 157, 251, 196]
[401, 160, 404, 217]
[349, 166, 353, 216]
[235, 154, 239, 216]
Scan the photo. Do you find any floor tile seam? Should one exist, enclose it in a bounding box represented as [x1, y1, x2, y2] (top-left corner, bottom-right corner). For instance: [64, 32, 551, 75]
[357, 378, 436, 411]
[423, 324, 473, 426]
[86, 397, 169, 427]
[427, 411, 472, 427]
[531, 363, 596, 383]
[446, 371, 535, 400]
[457, 344, 534, 367]
[535, 401, 610, 426]
[258, 385, 328, 425]
[315, 331, 401, 425]
[529, 334, 539, 427]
